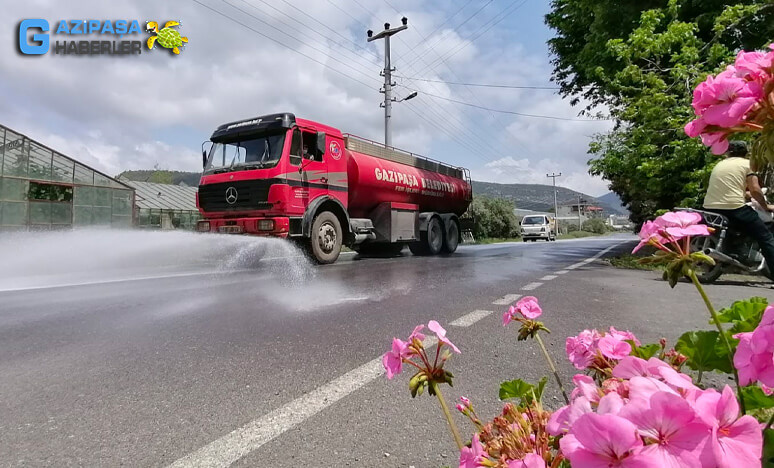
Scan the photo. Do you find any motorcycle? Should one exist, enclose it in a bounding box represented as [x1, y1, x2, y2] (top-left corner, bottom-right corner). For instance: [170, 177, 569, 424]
[679, 198, 774, 284]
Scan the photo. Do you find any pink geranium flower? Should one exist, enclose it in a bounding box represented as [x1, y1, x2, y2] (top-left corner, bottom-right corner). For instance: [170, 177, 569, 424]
[633, 220, 666, 253]
[547, 396, 593, 436]
[382, 338, 408, 379]
[458, 433, 486, 468]
[654, 211, 711, 240]
[692, 67, 763, 127]
[694, 386, 763, 467]
[566, 329, 601, 370]
[428, 320, 460, 353]
[609, 327, 641, 346]
[514, 296, 542, 319]
[408, 324, 426, 343]
[560, 413, 654, 467]
[733, 306, 774, 386]
[620, 391, 710, 466]
[506, 453, 546, 468]
[735, 50, 774, 82]
[598, 335, 633, 360]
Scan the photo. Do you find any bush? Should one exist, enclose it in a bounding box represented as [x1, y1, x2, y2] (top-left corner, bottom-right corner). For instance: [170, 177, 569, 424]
[469, 196, 519, 239]
[582, 217, 609, 234]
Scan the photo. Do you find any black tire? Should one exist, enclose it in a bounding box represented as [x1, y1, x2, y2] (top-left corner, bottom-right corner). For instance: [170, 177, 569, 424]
[442, 219, 460, 254]
[690, 236, 723, 283]
[410, 217, 443, 255]
[309, 211, 342, 264]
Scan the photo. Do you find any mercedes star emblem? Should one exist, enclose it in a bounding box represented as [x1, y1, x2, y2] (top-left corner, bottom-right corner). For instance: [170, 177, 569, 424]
[225, 186, 238, 204]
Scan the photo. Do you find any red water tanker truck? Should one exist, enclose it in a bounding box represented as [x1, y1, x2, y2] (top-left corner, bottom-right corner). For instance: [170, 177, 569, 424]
[196, 113, 473, 264]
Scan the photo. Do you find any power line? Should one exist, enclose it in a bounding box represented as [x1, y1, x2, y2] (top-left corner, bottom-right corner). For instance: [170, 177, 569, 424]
[422, 0, 529, 73]
[403, 0, 496, 70]
[394, 75, 559, 90]
[416, 89, 612, 121]
[190, 0, 379, 91]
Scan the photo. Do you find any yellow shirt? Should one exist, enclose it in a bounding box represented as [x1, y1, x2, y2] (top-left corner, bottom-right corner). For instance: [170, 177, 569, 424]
[703, 157, 751, 210]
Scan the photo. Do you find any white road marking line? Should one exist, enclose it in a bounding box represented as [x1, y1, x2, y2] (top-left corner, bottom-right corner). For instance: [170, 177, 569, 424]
[563, 242, 628, 272]
[522, 282, 543, 291]
[169, 337, 438, 468]
[540, 275, 558, 281]
[450, 310, 493, 327]
[492, 294, 522, 305]
[555, 270, 570, 275]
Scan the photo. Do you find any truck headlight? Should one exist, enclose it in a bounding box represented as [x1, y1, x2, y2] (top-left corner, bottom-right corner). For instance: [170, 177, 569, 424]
[196, 220, 210, 232]
[258, 219, 275, 231]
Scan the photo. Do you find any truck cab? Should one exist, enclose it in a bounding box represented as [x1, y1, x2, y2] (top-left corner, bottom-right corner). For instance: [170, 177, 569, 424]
[197, 113, 348, 257]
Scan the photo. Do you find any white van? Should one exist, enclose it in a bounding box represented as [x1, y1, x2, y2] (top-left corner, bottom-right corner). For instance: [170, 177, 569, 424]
[521, 215, 556, 242]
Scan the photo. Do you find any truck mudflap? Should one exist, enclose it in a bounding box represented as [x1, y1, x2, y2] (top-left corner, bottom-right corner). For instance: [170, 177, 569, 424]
[196, 217, 290, 237]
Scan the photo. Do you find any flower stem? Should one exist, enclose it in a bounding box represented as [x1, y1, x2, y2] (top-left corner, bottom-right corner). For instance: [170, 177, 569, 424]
[687, 269, 746, 414]
[430, 381, 464, 450]
[766, 411, 774, 432]
[534, 333, 570, 404]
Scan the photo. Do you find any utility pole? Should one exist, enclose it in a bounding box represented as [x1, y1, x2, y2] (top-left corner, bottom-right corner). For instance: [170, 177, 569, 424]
[546, 172, 561, 235]
[368, 17, 408, 148]
[577, 194, 583, 230]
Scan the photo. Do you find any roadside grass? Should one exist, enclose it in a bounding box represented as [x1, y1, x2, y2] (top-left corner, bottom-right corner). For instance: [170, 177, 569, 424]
[605, 251, 662, 271]
[558, 231, 601, 240]
[475, 237, 523, 244]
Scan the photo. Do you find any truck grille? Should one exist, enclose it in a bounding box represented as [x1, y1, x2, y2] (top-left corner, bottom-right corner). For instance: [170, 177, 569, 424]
[198, 179, 274, 212]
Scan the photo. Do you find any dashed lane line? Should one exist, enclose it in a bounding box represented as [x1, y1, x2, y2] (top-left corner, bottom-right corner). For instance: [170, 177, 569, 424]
[492, 294, 521, 305]
[540, 275, 558, 281]
[168, 339, 436, 467]
[450, 310, 494, 327]
[522, 282, 543, 291]
[554, 270, 570, 275]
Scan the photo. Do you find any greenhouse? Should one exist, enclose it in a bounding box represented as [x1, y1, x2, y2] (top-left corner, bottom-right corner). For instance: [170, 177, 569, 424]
[0, 124, 134, 231]
[122, 180, 200, 230]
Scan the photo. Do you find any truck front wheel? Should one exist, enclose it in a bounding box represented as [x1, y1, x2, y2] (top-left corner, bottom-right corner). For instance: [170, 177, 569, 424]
[310, 211, 342, 264]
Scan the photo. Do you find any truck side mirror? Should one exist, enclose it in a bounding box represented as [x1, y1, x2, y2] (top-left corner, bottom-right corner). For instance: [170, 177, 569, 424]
[316, 132, 326, 157]
[202, 150, 207, 169]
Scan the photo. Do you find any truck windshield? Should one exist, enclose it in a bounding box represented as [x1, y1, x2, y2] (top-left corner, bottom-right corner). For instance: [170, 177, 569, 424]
[522, 216, 546, 225]
[205, 132, 286, 173]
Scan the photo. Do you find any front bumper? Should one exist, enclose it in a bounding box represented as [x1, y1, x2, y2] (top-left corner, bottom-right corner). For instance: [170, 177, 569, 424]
[197, 217, 290, 237]
[522, 231, 550, 239]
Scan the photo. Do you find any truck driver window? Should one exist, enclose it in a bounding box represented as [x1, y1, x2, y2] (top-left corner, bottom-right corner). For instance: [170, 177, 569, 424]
[302, 132, 322, 162]
[289, 128, 302, 166]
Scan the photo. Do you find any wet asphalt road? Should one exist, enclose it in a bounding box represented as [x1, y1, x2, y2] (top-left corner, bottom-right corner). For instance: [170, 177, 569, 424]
[0, 235, 640, 467]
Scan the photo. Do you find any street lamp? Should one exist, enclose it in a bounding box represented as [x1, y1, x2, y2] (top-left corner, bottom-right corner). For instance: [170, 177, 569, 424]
[397, 91, 418, 102]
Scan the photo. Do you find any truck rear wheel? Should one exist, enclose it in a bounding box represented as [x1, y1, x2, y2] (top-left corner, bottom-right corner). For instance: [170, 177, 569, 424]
[310, 211, 342, 264]
[442, 219, 459, 254]
[410, 216, 443, 256]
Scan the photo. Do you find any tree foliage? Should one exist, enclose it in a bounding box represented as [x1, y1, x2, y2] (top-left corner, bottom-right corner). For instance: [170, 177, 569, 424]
[582, 218, 609, 234]
[470, 196, 519, 239]
[545, 0, 774, 223]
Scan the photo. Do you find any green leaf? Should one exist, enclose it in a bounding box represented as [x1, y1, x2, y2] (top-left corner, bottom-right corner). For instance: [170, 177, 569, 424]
[676, 330, 732, 373]
[629, 342, 661, 360]
[742, 386, 774, 411]
[765, 428, 774, 468]
[715, 297, 769, 334]
[499, 377, 548, 406]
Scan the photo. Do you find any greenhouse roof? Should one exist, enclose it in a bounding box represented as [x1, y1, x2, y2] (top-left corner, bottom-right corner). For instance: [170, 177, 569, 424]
[123, 180, 198, 211]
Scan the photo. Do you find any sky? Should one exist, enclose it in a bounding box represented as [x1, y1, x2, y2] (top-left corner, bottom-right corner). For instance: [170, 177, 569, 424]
[0, 0, 614, 196]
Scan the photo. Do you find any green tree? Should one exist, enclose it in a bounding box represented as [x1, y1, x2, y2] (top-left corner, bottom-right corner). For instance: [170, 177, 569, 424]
[470, 196, 519, 239]
[546, 0, 774, 224]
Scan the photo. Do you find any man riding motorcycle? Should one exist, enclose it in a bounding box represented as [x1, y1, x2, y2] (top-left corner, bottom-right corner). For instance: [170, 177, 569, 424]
[703, 141, 774, 278]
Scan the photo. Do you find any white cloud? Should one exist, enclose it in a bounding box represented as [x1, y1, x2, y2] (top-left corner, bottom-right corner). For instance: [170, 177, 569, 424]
[0, 0, 612, 195]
